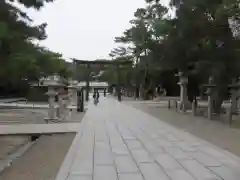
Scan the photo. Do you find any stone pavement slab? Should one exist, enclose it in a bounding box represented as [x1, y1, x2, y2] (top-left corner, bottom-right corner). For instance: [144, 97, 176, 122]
[56, 98, 240, 180]
[180, 159, 221, 180]
[67, 175, 92, 180]
[118, 173, 144, 180]
[139, 163, 170, 180]
[94, 165, 117, 180]
[165, 169, 196, 180]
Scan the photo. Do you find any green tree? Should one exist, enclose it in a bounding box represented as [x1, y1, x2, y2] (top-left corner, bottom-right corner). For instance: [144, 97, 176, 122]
[112, 0, 240, 109]
[166, 0, 240, 113]
[113, 1, 168, 99]
[0, 0, 71, 96]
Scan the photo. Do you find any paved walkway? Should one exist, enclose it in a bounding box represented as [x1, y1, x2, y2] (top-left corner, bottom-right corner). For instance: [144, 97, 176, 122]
[56, 98, 240, 180]
[127, 100, 240, 157]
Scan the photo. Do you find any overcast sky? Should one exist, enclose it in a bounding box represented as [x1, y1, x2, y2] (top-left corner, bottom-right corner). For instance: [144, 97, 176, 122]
[25, 0, 170, 61]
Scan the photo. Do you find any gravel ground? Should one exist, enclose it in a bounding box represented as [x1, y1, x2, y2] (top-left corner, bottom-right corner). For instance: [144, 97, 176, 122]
[126, 101, 240, 157]
[0, 106, 84, 162]
[0, 136, 29, 160]
[0, 108, 43, 174]
[0, 106, 85, 180]
[0, 109, 47, 124]
[0, 133, 75, 180]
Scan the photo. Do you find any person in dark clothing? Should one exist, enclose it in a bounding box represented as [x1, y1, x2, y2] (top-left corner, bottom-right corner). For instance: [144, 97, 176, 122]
[93, 90, 100, 104]
[96, 91, 100, 100]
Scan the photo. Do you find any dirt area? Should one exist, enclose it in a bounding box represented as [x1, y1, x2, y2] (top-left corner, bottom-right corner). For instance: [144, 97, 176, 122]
[0, 133, 75, 180]
[0, 109, 47, 125]
[0, 104, 85, 179]
[126, 101, 240, 157]
[0, 99, 86, 179]
[0, 136, 29, 160]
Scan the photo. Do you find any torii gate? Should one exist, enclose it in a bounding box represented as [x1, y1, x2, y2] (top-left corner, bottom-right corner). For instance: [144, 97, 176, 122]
[72, 59, 132, 101]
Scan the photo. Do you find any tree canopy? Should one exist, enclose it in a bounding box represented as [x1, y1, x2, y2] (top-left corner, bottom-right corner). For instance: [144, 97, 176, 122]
[103, 0, 240, 105]
[0, 0, 71, 91]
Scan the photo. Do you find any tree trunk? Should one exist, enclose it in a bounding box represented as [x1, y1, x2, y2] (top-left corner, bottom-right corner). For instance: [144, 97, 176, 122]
[135, 87, 140, 99]
[212, 83, 228, 115]
[140, 85, 147, 100]
[212, 88, 225, 114]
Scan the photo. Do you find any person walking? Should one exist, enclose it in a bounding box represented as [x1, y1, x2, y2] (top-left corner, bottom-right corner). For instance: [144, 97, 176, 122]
[93, 90, 100, 105]
[96, 91, 100, 102]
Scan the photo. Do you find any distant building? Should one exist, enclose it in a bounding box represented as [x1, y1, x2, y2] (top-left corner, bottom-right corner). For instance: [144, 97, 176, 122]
[32, 74, 67, 87]
[78, 81, 108, 89]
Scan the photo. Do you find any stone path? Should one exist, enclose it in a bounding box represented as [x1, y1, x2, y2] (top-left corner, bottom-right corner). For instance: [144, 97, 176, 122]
[56, 98, 240, 180]
[126, 100, 240, 157]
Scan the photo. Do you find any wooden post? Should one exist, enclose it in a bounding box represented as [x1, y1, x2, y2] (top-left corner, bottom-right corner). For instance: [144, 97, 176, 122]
[207, 76, 214, 120]
[85, 64, 90, 102]
[175, 100, 178, 111]
[207, 91, 212, 120]
[117, 64, 122, 101]
[227, 107, 233, 125]
[192, 100, 196, 116]
[135, 57, 140, 100]
[77, 89, 84, 112]
[81, 89, 84, 111]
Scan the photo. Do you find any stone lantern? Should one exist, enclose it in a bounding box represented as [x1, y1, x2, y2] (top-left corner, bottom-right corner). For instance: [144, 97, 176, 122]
[44, 75, 66, 123]
[176, 72, 191, 112]
[68, 80, 79, 106]
[228, 79, 240, 113]
[228, 78, 240, 124]
[45, 88, 58, 122]
[203, 76, 217, 120]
